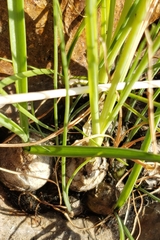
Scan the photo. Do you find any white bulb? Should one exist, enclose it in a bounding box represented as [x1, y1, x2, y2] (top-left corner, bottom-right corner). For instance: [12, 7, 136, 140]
[0, 136, 52, 191]
[65, 157, 108, 192]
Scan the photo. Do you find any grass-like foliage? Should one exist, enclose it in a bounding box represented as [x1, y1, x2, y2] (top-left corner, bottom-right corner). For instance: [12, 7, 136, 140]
[7, 0, 29, 141]
[0, 0, 160, 238]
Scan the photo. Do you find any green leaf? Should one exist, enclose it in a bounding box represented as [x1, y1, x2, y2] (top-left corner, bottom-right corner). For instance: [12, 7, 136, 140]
[0, 113, 28, 142]
[26, 145, 160, 163]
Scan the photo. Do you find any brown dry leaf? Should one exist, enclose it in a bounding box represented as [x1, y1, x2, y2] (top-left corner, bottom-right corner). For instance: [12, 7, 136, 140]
[150, 0, 160, 24]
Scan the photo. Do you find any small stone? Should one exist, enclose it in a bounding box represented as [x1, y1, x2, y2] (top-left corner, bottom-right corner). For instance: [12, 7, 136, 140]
[87, 182, 120, 215]
[69, 195, 83, 217]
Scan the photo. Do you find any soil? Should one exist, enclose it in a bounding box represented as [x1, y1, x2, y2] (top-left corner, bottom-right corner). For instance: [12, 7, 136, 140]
[0, 0, 160, 239]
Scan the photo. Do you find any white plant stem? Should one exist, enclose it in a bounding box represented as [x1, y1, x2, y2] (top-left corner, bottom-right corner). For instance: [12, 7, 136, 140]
[0, 80, 160, 107]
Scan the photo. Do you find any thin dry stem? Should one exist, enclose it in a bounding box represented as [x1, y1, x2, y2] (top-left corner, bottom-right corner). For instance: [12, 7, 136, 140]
[0, 108, 91, 147]
[130, 191, 143, 240]
[145, 28, 157, 154]
[124, 197, 131, 225]
[0, 167, 57, 185]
